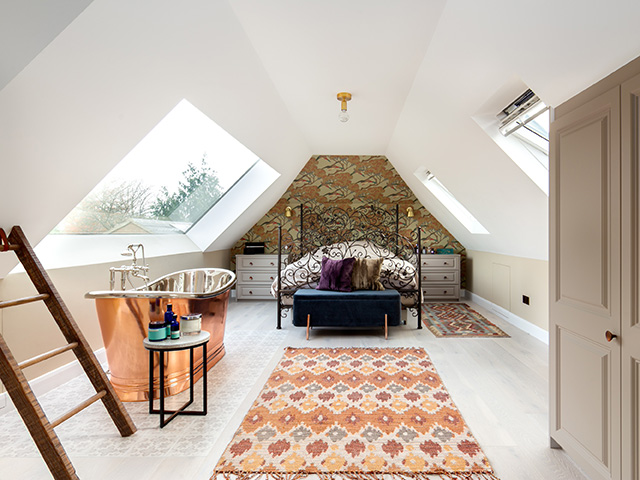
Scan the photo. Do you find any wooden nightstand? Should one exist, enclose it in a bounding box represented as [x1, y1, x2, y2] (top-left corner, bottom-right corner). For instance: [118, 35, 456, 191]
[235, 254, 278, 300]
[421, 254, 461, 301]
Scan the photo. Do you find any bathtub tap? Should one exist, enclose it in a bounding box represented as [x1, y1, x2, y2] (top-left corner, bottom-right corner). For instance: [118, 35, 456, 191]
[109, 244, 150, 290]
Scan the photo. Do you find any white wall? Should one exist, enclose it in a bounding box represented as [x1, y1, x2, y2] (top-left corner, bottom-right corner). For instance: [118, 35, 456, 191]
[0, 0, 311, 278]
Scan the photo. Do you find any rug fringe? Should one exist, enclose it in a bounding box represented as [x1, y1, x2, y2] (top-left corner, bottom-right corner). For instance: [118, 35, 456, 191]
[211, 470, 500, 480]
[284, 346, 428, 353]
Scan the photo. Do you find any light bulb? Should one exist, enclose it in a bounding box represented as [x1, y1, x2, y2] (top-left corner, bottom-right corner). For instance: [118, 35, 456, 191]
[339, 110, 349, 122]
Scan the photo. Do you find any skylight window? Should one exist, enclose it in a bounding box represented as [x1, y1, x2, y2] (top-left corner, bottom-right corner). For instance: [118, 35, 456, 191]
[52, 99, 264, 235]
[496, 89, 550, 193]
[415, 168, 489, 234]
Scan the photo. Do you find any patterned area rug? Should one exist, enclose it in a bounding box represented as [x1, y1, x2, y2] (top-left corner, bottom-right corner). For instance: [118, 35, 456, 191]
[213, 347, 498, 480]
[422, 304, 509, 338]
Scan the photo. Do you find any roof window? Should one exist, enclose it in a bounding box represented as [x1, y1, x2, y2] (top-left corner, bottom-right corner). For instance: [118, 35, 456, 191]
[415, 168, 489, 234]
[51, 99, 263, 235]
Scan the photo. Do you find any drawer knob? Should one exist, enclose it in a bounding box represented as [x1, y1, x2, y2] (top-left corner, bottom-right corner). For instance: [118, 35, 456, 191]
[270, 276, 274, 280]
[444, 262, 449, 265]
[249, 276, 253, 280]
[444, 276, 448, 279]
[249, 290, 253, 295]
[270, 262, 275, 266]
[444, 290, 448, 294]
[249, 261, 254, 265]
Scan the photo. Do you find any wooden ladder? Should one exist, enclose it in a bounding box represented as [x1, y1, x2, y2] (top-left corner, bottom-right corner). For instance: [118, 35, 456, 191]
[0, 226, 136, 480]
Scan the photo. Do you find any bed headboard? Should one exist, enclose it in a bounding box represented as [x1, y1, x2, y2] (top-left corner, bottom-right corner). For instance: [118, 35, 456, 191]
[280, 204, 418, 263]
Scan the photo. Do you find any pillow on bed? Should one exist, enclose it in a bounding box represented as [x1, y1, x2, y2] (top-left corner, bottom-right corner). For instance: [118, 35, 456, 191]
[316, 257, 355, 292]
[351, 258, 385, 291]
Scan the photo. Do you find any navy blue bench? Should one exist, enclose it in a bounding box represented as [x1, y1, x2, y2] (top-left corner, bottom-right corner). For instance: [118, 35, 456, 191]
[292, 289, 401, 340]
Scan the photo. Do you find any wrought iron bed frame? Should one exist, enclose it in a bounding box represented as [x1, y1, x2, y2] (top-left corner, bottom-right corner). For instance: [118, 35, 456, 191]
[275, 204, 423, 329]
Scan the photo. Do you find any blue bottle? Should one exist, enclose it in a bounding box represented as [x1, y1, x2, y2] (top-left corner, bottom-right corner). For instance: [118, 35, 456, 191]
[164, 304, 174, 338]
[171, 316, 180, 340]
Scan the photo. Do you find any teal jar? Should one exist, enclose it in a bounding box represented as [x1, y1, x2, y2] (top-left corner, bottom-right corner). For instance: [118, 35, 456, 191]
[148, 322, 167, 341]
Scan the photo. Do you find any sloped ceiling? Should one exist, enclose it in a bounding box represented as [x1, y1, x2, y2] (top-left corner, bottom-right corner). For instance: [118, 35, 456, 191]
[2, 0, 640, 277]
[0, 0, 94, 91]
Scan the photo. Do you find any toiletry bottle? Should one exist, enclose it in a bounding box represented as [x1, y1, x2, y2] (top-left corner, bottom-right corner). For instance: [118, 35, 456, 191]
[171, 316, 180, 340]
[148, 322, 166, 341]
[164, 304, 174, 338]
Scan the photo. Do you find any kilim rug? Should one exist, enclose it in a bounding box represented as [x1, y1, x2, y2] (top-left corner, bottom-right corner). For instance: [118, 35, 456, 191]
[212, 347, 499, 480]
[422, 304, 509, 338]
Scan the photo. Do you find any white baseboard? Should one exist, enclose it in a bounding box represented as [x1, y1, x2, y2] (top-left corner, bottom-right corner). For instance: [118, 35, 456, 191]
[0, 348, 108, 415]
[465, 291, 549, 345]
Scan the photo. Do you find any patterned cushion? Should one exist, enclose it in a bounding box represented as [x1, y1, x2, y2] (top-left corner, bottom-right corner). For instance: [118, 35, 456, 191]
[351, 258, 384, 291]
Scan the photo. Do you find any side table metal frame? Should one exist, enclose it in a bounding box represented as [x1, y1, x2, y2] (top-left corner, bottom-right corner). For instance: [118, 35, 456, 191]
[144, 333, 209, 428]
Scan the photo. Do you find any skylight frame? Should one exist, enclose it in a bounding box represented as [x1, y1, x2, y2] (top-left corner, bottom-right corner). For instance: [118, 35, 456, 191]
[415, 168, 489, 235]
[471, 87, 550, 196]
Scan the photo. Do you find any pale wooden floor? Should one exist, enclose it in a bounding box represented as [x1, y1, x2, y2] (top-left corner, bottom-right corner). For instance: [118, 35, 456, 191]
[0, 299, 588, 480]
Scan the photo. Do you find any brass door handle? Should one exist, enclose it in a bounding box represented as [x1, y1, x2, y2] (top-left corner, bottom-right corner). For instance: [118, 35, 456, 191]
[605, 331, 617, 342]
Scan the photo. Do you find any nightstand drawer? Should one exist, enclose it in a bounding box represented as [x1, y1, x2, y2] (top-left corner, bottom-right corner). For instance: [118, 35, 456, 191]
[421, 256, 459, 269]
[237, 256, 277, 269]
[423, 285, 459, 299]
[238, 286, 273, 298]
[239, 272, 276, 283]
[421, 271, 459, 284]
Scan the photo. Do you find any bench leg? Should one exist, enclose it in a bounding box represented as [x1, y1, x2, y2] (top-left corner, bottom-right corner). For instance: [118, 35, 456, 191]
[306, 314, 310, 341]
[385, 314, 388, 340]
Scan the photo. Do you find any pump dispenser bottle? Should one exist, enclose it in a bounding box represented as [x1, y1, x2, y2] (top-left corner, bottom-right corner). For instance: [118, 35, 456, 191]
[164, 304, 174, 338]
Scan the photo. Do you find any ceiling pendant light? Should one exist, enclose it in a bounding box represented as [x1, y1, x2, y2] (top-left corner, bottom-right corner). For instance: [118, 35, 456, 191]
[337, 92, 352, 122]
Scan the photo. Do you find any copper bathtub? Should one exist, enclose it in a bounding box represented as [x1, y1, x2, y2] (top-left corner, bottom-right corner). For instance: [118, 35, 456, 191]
[86, 268, 236, 402]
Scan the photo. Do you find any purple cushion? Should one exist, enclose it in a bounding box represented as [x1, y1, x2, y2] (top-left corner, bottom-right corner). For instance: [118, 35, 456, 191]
[316, 257, 355, 292]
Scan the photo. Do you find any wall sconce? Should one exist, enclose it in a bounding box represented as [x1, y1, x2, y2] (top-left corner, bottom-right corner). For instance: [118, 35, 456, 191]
[407, 206, 414, 218]
[337, 92, 352, 123]
[285, 206, 293, 217]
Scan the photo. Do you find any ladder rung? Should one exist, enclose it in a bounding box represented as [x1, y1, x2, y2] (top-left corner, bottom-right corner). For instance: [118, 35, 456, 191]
[0, 294, 49, 309]
[0, 244, 19, 251]
[50, 390, 107, 429]
[18, 342, 78, 370]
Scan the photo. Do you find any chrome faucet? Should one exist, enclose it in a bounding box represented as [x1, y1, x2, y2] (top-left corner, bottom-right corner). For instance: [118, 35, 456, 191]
[109, 244, 149, 290]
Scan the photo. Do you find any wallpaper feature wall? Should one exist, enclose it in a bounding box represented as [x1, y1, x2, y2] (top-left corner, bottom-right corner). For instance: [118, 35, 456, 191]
[231, 155, 466, 281]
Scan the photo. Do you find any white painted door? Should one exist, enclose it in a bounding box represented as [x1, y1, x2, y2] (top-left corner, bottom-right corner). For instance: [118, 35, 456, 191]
[621, 72, 640, 480]
[550, 86, 622, 480]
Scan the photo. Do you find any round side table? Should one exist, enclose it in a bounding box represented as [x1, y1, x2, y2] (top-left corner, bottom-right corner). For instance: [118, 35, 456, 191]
[143, 331, 210, 428]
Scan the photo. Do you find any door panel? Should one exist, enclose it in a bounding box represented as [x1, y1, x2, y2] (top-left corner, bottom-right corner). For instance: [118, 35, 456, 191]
[558, 328, 611, 465]
[557, 117, 609, 311]
[621, 72, 640, 480]
[550, 86, 621, 480]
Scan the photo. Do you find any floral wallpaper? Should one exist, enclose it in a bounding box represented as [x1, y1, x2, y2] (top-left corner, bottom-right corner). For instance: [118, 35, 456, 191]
[230, 155, 466, 284]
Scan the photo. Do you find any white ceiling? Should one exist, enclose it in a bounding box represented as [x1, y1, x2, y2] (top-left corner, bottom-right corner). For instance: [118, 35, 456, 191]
[2, 0, 640, 277]
[227, 0, 446, 154]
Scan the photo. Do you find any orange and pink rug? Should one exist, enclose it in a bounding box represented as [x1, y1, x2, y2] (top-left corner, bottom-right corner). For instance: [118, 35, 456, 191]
[212, 347, 499, 480]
